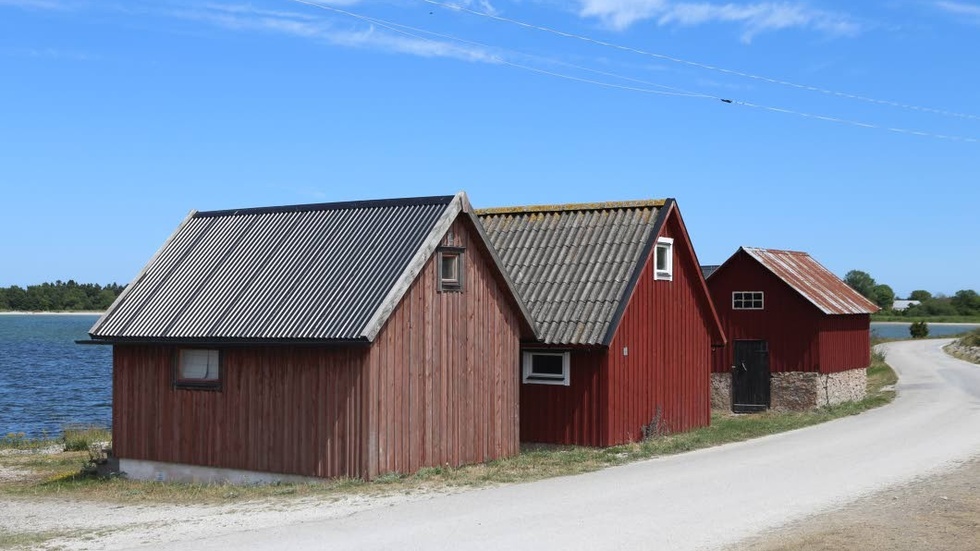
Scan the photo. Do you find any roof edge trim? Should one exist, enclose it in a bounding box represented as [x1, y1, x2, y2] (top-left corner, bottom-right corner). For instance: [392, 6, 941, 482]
[88, 209, 199, 337]
[195, 195, 456, 218]
[358, 192, 464, 342]
[460, 200, 540, 340]
[600, 198, 674, 346]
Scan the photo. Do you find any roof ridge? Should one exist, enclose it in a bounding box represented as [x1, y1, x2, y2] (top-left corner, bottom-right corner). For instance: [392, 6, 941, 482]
[195, 195, 457, 218]
[476, 199, 666, 216]
[743, 246, 809, 255]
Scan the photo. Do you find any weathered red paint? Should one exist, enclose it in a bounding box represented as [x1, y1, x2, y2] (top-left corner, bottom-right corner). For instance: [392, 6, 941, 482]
[519, 205, 723, 446]
[111, 216, 525, 479]
[708, 248, 872, 376]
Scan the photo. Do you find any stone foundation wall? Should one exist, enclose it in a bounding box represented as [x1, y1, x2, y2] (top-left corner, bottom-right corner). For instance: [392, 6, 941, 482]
[770, 372, 819, 411]
[710, 374, 731, 411]
[818, 368, 867, 406]
[712, 368, 867, 412]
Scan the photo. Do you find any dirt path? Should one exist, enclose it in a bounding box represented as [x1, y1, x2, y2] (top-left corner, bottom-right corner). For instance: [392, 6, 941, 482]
[735, 457, 980, 551]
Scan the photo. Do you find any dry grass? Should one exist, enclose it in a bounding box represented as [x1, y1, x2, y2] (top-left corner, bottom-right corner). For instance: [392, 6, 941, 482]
[0, 357, 898, 505]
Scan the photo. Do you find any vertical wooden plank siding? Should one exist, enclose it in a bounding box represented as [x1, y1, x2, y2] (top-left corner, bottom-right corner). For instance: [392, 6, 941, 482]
[817, 314, 872, 373]
[518, 349, 606, 446]
[366, 217, 522, 478]
[708, 251, 822, 374]
[112, 344, 368, 479]
[604, 211, 714, 444]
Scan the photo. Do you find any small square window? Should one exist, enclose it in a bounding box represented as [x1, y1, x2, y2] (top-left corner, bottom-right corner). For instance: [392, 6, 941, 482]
[733, 291, 764, 310]
[176, 349, 221, 389]
[655, 237, 673, 281]
[437, 248, 464, 292]
[522, 351, 570, 386]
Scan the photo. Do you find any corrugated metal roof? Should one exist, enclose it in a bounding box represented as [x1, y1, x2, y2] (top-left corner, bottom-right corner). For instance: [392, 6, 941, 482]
[742, 247, 880, 315]
[90, 195, 457, 341]
[477, 200, 666, 345]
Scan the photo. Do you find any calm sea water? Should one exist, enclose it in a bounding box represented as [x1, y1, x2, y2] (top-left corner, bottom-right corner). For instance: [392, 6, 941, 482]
[870, 322, 980, 340]
[0, 314, 111, 437]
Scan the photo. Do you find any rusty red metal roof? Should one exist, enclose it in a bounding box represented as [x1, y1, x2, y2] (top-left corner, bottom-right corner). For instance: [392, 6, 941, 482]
[741, 247, 879, 315]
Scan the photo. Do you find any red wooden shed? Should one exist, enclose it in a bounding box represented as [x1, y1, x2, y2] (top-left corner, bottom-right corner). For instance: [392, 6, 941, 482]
[87, 192, 537, 482]
[478, 199, 726, 446]
[706, 247, 879, 412]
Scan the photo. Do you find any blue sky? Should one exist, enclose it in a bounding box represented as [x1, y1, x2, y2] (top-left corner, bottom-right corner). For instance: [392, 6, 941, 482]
[1, 0, 977, 298]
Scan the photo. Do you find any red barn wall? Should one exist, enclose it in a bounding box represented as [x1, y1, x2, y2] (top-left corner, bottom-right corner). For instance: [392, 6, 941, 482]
[518, 348, 606, 447]
[366, 217, 523, 478]
[818, 314, 872, 373]
[708, 251, 822, 374]
[604, 209, 714, 444]
[113, 216, 527, 480]
[112, 344, 367, 478]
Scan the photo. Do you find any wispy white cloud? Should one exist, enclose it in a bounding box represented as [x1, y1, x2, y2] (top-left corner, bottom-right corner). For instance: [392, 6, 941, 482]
[578, 1, 859, 42]
[165, 2, 499, 63]
[1, 46, 95, 60]
[0, 0, 76, 9]
[934, 1, 980, 23]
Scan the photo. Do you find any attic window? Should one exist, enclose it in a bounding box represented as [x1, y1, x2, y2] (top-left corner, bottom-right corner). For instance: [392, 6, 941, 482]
[733, 291, 764, 310]
[655, 237, 674, 281]
[438, 247, 464, 292]
[175, 349, 221, 389]
[522, 351, 570, 386]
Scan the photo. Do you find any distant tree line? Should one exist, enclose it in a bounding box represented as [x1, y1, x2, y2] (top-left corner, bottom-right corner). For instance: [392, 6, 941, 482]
[844, 270, 980, 317]
[0, 280, 124, 312]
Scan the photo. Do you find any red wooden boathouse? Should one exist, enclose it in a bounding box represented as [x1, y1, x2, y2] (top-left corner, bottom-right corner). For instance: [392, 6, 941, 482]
[87, 193, 536, 482]
[478, 199, 726, 446]
[706, 247, 879, 412]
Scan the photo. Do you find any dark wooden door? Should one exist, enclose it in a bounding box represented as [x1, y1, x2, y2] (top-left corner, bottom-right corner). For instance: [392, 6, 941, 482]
[732, 340, 769, 413]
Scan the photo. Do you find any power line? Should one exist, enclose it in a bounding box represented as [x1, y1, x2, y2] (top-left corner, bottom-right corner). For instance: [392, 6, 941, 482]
[422, 0, 980, 123]
[288, 0, 979, 143]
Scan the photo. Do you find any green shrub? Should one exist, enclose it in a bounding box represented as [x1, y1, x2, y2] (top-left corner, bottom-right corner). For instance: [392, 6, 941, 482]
[909, 321, 929, 339]
[62, 426, 111, 452]
[959, 329, 980, 347]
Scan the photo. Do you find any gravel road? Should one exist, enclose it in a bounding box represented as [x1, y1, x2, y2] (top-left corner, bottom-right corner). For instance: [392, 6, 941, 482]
[3, 339, 977, 550]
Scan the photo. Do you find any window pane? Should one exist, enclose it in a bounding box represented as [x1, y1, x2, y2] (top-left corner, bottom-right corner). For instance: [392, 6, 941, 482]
[180, 349, 218, 380]
[531, 354, 564, 376]
[656, 245, 668, 270]
[441, 254, 458, 281]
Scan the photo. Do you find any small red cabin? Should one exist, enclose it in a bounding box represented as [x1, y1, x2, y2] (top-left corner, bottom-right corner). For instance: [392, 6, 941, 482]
[706, 247, 879, 412]
[479, 200, 725, 446]
[87, 193, 536, 482]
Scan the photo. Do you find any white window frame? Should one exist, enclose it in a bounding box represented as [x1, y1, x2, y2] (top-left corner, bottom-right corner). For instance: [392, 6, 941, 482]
[176, 348, 221, 388]
[654, 237, 674, 281]
[522, 351, 570, 386]
[732, 291, 765, 310]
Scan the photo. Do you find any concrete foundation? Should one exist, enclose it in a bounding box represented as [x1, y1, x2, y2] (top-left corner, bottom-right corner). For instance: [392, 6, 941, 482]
[118, 459, 319, 485]
[713, 367, 867, 412]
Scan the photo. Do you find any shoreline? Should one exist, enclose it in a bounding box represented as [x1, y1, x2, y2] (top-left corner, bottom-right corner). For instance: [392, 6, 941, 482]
[871, 321, 980, 326]
[0, 311, 104, 316]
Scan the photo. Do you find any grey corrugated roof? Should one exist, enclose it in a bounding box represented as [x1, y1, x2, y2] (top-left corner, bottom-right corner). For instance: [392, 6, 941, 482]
[91, 195, 460, 341]
[477, 200, 666, 345]
[701, 265, 720, 279]
[742, 247, 880, 315]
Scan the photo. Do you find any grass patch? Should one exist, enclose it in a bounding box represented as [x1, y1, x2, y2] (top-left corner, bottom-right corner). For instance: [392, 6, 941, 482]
[0, 527, 72, 550]
[0, 358, 898, 505]
[61, 425, 111, 452]
[943, 329, 980, 365]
